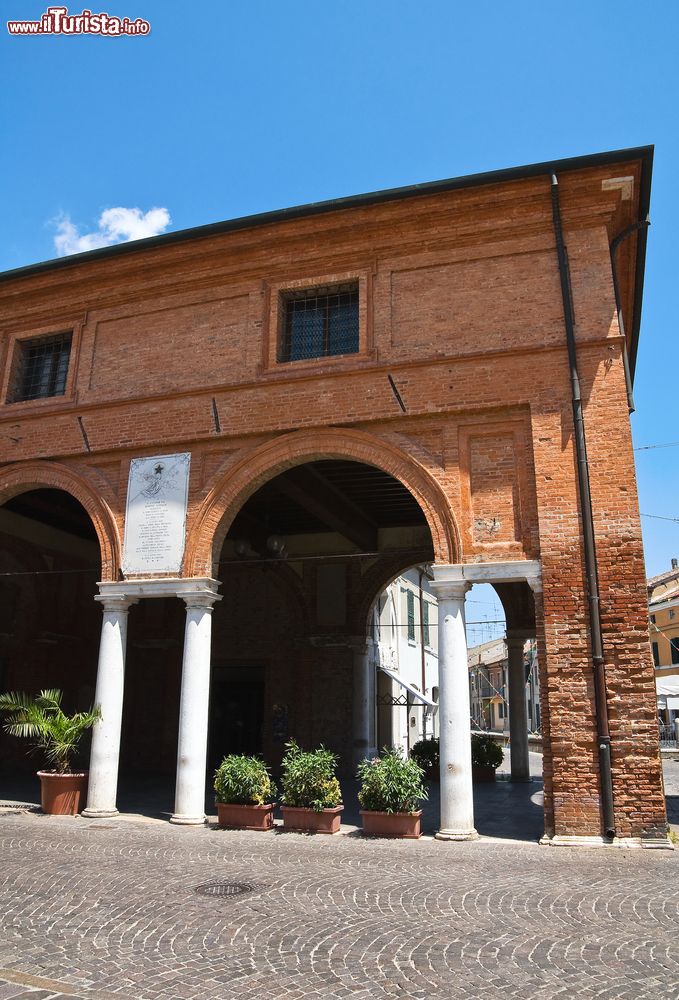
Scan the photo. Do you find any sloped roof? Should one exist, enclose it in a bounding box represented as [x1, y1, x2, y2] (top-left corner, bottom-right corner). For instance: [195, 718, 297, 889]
[0, 147, 653, 378]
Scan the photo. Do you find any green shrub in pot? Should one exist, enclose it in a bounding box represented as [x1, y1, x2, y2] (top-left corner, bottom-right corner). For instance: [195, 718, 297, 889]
[357, 748, 428, 814]
[213, 754, 276, 806]
[279, 740, 342, 812]
[410, 737, 440, 781]
[471, 732, 503, 770]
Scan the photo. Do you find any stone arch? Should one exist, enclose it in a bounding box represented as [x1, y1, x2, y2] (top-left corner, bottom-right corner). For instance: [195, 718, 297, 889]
[0, 461, 121, 580]
[185, 428, 461, 577]
[352, 552, 434, 638]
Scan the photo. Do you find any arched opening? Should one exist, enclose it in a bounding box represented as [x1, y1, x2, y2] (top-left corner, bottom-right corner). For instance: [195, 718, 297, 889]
[364, 572, 545, 841]
[0, 488, 102, 788]
[210, 458, 435, 778]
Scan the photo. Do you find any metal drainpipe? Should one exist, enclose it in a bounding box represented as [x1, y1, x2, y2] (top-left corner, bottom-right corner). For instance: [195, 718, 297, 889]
[550, 173, 616, 839]
[610, 218, 651, 413]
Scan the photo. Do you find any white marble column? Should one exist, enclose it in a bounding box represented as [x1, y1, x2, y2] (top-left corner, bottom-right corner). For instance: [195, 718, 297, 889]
[507, 630, 532, 782]
[83, 595, 136, 818]
[429, 571, 477, 840]
[351, 638, 377, 767]
[171, 588, 221, 825]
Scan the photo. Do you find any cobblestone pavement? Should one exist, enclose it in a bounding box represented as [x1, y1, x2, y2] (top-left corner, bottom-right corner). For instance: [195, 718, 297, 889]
[0, 809, 678, 1000]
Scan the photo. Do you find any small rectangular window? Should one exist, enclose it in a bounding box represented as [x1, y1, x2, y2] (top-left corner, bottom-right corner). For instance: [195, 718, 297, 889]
[407, 589, 415, 642]
[671, 638, 679, 665]
[8, 332, 72, 402]
[279, 283, 359, 363]
[652, 641, 660, 666]
[423, 600, 430, 647]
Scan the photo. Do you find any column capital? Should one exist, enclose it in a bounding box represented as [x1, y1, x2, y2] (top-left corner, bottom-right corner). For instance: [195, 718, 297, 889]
[177, 579, 222, 609]
[506, 629, 535, 648]
[182, 591, 221, 611]
[94, 592, 138, 613]
[429, 580, 470, 602]
[346, 635, 375, 654]
[429, 566, 470, 601]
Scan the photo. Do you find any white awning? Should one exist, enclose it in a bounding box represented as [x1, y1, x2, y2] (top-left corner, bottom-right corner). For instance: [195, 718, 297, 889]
[656, 675, 679, 708]
[656, 676, 679, 696]
[379, 666, 436, 707]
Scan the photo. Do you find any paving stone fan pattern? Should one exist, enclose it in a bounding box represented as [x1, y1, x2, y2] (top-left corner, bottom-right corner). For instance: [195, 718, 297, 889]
[0, 815, 678, 1000]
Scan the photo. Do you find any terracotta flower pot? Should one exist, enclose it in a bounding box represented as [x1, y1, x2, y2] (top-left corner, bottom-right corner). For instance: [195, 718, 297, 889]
[472, 764, 497, 783]
[280, 805, 343, 834]
[37, 771, 88, 815]
[217, 802, 275, 831]
[360, 809, 422, 839]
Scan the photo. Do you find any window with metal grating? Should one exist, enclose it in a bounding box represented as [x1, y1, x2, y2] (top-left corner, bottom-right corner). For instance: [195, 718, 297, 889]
[8, 332, 72, 403]
[423, 599, 430, 647]
[279, 283, 359, 362]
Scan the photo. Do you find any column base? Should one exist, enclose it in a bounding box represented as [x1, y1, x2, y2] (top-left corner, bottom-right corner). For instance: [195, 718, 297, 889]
[436, 827, 479, 841]
[170, 813, 206, 826]
[539, 833, 672, 849]
[82, 807, 119, 819]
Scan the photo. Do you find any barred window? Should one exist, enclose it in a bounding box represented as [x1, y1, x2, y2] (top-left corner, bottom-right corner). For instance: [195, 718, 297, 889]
[279, 283, 359, 363]
[8, 332, 72, 403]
[423, 600, 430, 647]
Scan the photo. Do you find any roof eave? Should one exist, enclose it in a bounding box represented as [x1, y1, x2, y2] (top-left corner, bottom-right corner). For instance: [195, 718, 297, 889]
[0, 144, 654, 289]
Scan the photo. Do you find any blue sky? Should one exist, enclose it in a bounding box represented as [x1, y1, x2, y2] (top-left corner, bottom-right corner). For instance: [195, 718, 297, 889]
[1, 0, 677, 610]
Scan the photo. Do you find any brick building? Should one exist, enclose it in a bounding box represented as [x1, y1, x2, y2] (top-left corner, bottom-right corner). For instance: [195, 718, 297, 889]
[0, 146, 666, 844]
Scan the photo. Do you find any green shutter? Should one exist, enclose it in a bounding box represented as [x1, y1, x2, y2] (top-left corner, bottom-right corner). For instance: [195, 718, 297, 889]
[423, 600, 430, 646]
[407, 589, 415, 641]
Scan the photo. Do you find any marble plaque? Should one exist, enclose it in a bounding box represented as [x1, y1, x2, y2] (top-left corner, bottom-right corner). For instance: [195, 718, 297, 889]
[122, 453, 191, 575]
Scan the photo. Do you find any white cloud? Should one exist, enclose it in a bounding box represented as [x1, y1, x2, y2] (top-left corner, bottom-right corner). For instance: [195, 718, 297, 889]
[53, 206, 171, 256]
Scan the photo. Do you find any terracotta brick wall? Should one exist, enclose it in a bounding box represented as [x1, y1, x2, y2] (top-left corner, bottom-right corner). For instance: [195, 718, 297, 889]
[0, 156, 666, 836]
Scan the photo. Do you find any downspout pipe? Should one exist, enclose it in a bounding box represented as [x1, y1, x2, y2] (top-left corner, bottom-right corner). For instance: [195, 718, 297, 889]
[610, 218, 651, 414]
[550, 173, 616, 839]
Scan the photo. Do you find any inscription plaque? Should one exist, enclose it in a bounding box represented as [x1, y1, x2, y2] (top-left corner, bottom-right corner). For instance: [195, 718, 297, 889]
[122, 453, 191, 575]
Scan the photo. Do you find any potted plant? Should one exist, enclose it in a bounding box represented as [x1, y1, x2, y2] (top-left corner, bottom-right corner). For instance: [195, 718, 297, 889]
[213, 754, 276, 830]
[471, 731, 503, 781]
[279, 740, 343, 833]
[357, 748, 427, 838]
[0, 689, 100, 815]
[410, 736, 440, 782]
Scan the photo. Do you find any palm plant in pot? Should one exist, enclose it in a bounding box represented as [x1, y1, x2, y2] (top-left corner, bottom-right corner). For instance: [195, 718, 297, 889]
[213, 754, 276, 830]
[279, 740, 343, 833]
[471, 731, 503, 781]
[357, 748, 428, 838]
[0, 689, 100, 815]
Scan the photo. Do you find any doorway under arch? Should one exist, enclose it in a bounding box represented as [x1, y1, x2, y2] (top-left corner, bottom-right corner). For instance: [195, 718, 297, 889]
[0, 488, 102, 777]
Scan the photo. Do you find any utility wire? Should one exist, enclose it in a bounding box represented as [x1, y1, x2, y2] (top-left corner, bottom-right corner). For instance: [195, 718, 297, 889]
[635, 441, 679, 451]
[641, 513, 679, 523]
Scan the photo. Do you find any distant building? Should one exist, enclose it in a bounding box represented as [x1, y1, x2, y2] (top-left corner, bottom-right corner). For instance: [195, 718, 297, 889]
[468, 637, 540, 734]
[648, 559, 679, 727]
[372, 568, 439, 754]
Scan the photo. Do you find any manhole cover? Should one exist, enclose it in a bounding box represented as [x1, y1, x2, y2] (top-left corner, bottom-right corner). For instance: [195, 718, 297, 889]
[194, 880, 257, 898]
